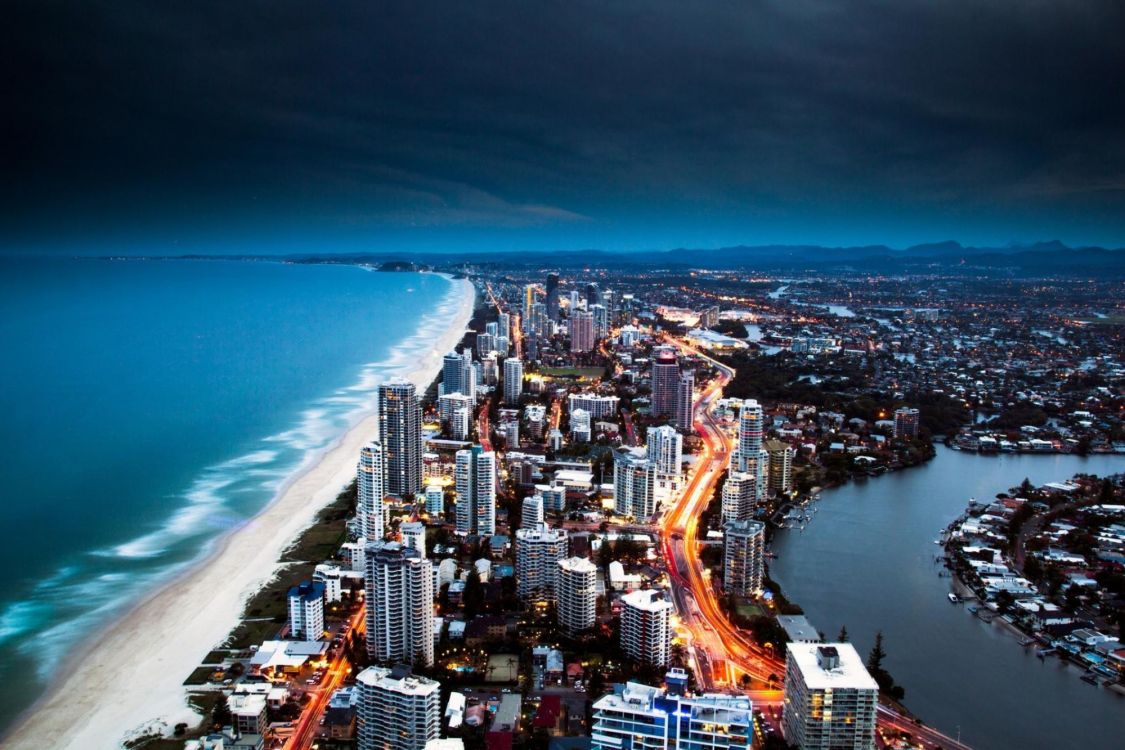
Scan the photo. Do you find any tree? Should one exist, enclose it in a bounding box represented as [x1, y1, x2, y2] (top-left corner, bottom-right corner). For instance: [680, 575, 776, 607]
[211, 695, 232, 729]
[463, 569, 485, 619]
[867, 631, 886, 674]
[837, 625, 849, 642]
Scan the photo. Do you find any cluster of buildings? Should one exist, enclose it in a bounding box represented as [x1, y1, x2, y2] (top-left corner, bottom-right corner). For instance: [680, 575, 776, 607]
[945, 475, 1125, 683]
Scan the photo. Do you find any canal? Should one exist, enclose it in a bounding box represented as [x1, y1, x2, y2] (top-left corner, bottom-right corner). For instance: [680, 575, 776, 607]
[771, 446, 1124, 750]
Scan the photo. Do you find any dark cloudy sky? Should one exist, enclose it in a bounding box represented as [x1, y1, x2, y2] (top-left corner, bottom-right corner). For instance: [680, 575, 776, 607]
[4, 1, 1125, 254]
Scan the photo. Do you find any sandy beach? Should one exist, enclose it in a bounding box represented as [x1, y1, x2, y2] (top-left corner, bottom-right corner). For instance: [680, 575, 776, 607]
[3, 275, 475, 749]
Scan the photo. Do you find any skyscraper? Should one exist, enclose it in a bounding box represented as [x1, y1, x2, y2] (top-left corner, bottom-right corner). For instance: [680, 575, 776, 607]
[545, 272, 560, 321]
[365, 541, 434, 667]
[764, 439, 795, 495]
[783, 643, 878, 750]
[675, 370, 694, 429]
[613, 450, 656, 520]
[571, 309, 595, 352]
[651, 347, 680, 418]
[522, 284, 536, 331]
[585, 281, 601, 307]
[620, 589, 673, 666]
[557, 557, 597, 635]
[356, 665, 441, 750]
[591, 303, 608, 340]
[515, 522, 568, 604]
[357, 440, 387, 540]
[503, 357, 523, 404]
[646, 425, 683, 476]
[379, 379, 422, 498]
[723, 519, 765, 597]
[734, 399, 767, 501]
[720, 471, 756, 523]
[454, 445, 496, 536]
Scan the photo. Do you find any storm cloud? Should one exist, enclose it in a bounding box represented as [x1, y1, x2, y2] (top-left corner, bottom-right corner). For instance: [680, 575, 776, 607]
[3, 1, 1124, 252]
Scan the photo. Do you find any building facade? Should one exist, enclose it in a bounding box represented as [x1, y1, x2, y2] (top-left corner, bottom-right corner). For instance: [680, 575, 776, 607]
[365, 541, 435, 667]
[515, 522, 569, 604]
[620, 589, 674, 666]
[557, 556, 597, 635]
[613, 450, 656, 521]
[379, 379, 423, 498]
[357, 439, 387, 540]
[454, 445, 496, 536]
[723, 519, 765, 597]
[356, 665, 441, 750]
[783, 643, 878, 750]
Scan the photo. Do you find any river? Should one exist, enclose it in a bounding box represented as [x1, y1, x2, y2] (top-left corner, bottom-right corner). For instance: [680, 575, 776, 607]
[771, 446, 1124, 750]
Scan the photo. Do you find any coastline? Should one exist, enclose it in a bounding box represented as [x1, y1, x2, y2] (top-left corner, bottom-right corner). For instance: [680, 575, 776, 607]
[2, 273, 476, 749]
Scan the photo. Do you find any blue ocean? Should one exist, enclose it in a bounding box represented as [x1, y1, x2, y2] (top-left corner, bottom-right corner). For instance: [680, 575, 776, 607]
[0, 257, 458, 732]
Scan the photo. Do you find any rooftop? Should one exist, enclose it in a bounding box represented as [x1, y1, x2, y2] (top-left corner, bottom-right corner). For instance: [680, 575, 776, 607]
[786, 641, 878, 691]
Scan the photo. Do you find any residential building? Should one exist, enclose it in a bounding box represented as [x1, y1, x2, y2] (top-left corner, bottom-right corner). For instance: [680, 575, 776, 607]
[591, 682, 752, 750]
[438, 392, 474, 438]
[536, 481, 567, 513]
[522, 494, 545, 529]
[557, 557, 597, 635]
[442, 350, 475, 400]
[620, 589, 673, 666]
[734, 399, 767, 501]
[424, 483, 444, 518]
[675, 370, 694, 429]
[570, 408, 592, 443]
[356, 665, 441, 750]
[783, 643, 878, 750]
[455, 445, 496, 536]
[764, 439, 795, 495]
[365, 542, 434, 667]
[723, 519, 765, 597]
[357, 440, 387, 540]
[516, 523, 568, 604]
[229, 693, 268, 739]
[567, 393, 620, 419]
[651, 347, 680, 418]
[572, 310, 595, 352]
[720, 471, 757, 523]
[379, 379, 423, 498]
[400, 521, 426, 559]
[503, 357, 524, 404]
[646, 425, 683, 476]
[613, 450, 656, 520]
[894, 407, 920, 439]
[287, 581, 325, 642]
[545, 272, 560, 321]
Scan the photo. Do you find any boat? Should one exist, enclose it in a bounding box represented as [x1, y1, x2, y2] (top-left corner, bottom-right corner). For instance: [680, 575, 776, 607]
[947, 592, 960, 603]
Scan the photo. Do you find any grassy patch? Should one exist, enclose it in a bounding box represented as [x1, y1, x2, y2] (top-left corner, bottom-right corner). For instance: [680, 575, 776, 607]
[183, 666, 218, 686]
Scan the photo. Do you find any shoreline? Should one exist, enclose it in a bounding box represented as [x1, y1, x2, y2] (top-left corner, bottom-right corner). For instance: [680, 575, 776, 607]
[2, 273, 476, 750]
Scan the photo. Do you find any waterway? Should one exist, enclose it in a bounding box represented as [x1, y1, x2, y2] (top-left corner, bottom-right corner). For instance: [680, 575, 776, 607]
[771, 446, 1123, 750]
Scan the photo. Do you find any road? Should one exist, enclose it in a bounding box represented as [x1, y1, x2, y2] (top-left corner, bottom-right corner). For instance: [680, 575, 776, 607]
[287, 605, 366, 749]
[657, 336, 972, 750]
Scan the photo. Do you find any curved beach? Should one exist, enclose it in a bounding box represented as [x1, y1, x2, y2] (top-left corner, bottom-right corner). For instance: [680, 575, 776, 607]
[3, 275, 476, 749]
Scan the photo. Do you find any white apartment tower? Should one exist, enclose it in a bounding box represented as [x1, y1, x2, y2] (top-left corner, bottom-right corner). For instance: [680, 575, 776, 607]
[356, 665, 441, 750]
[365, 541, 434, 667]
[614, 450, 656, 521]
[400, 520, 426, 559]
[734, 399, 767, 501]
[620, 589, 674, 666]
[675, 370, 695, 429]
[646, 425, 683, 476]
[515, 522, 568, 604]
[423, 482, 444, 518]
[454, 445, 496, 536]
[723, 519, 766, 597]
[557, 556, 597, 635]
[521, 494, 545, 529]
[721, 471, 757, 523]
[503, 357, 523, 404]
[287, 581, 325, 641]
[379, 379, 423, 498]
[783, 643, 878, 750]
[357, 440, 388, 540]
